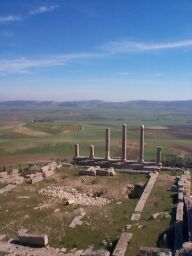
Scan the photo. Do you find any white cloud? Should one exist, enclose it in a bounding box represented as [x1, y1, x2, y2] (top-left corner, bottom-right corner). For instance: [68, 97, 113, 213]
[29, 5, 59, 16]
[0, 52, 103, 74]
[0, 15, 21, 23]
[1, 37, 192, 75]
[0, 5, 59, 24]
[102, 39, 192, 53]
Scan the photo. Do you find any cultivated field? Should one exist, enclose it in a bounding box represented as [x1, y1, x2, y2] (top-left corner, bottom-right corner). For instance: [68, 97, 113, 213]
[0, 104, 192, 166]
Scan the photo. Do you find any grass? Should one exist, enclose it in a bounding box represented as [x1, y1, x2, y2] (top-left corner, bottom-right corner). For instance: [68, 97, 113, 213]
[0, 105, 191, 164]
[0, 168, 182, 255]
[0, 117, 192, 166]
[127, 173, 177, 255]
[0, 169, 148, 252]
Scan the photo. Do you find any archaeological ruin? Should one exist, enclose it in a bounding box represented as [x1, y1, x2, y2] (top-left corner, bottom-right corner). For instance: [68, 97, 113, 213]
[1, 123, 192, 256]
[72, 124, 162, 170]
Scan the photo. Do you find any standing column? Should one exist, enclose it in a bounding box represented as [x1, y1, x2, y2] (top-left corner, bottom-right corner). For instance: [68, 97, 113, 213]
[156, 146, 162, 165]
[105, 128, 110, 160]
[139, 124, 144, 163]
[89, 145, 95, 159]
[74, 144, 79, 158]
[122, 124, 127, 161]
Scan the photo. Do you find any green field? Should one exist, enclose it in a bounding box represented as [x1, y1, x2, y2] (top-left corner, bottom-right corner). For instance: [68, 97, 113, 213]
[0, 105, 192, 166]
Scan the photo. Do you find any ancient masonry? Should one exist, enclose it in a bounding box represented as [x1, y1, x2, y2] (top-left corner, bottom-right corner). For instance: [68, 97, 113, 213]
[72, 124, 162, 170]
[131, 171, 159, 221]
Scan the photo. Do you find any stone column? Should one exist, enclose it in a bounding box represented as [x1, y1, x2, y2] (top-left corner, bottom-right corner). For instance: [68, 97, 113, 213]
[105, 128, 110, 160]
[89, 145, 95, 159]
[157, 147, 162, 165]
[139, 124, 144, 163]
[74, 144, 79, 158]
[122, 124, 127, 161]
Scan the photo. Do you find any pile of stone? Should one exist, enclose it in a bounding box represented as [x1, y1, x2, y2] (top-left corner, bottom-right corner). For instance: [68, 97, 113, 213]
[39, 186, 112, 206]
[0, 169, 24, 185]
[25, 173, 44, 184]
[26, 161, 62, 184]
[174, 170, 191, 252]
[41, 161, 58, 178]
[0, 239, 109, 256]
[0, 169, 24, 194]
[140, 246, 172, 256]
[79, 166, 115, 176]
[176, 242, 192, 256]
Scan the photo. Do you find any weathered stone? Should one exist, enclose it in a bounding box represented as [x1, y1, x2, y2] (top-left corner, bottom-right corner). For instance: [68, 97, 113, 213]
[139, 124, 144, 163]
[121, 124, 127, 161]
[42, 169, 54, 178]
[74, 144, 80, 158]
[25, 173, 43, 184]
[89, 145, 95, 160]
[156, 147, 162, 165]
[0, 171, 7, 178]
[140, 246, 172, 256]
[10, 169, 19, 177]
[81, 249, 110, 256]
[96, 168, 115, 176]
[79, 166, 97, 176]
[112, 232, 132, 256]
[105, 128, 111, 160]
[131, 172, 158, 221]
[18, 233, 48, 247]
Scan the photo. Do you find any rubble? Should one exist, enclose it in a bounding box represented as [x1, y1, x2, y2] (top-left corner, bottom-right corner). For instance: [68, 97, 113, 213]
[25, 173, 44, 184]
[39, 186, 112, 206]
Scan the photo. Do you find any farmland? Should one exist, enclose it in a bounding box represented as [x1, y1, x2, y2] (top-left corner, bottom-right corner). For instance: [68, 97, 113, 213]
[0, 100, 192, 166]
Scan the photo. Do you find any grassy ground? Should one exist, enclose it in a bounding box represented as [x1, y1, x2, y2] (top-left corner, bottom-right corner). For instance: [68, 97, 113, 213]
[0, 168, 179, 255]
[127, 172, 178, 256]
[0, 168, 148, 252]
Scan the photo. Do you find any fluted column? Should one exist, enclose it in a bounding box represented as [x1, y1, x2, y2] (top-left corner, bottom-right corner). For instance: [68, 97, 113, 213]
[121, 124, 127, 161]
[105, 128, 110, 160]
[89, 145, 95, 159]
[156, 146, 162, 165]
[74, 144, 79, 158]
[139, 124, 144, 163]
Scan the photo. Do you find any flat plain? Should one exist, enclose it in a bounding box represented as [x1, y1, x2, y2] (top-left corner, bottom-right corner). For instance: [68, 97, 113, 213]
[0, 101, 192, 166]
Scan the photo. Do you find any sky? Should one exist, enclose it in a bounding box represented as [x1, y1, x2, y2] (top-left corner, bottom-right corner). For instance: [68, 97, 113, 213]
[0, 0, 192, 101]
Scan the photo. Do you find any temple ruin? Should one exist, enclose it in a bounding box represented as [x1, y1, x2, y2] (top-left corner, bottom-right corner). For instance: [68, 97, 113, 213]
[72, 124, 162, 170]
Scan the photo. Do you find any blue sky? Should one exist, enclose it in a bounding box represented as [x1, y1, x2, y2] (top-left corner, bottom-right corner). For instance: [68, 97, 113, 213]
[0, 0, 192, 101]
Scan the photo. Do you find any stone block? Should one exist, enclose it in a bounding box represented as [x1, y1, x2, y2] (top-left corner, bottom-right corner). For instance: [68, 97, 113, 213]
[79, 166, 97, 176]
[112, 232, 132, 256]
[18, 233, 48, 247]
[81, 250, 110, 256]
[0, 171, 7, 178]
[10, 169, 19, 177]
[42, 170, 54, 178]
[26, 173, 43, 184]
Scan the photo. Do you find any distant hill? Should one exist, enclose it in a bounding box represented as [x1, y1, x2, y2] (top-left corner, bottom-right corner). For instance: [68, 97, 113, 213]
[0, 100, 192, 111]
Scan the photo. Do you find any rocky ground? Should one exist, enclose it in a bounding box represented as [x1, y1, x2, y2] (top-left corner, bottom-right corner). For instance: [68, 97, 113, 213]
[39, 185, 112, 206]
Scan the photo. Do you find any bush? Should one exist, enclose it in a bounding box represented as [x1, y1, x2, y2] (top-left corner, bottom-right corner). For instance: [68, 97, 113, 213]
[163, 154, 192, 168]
